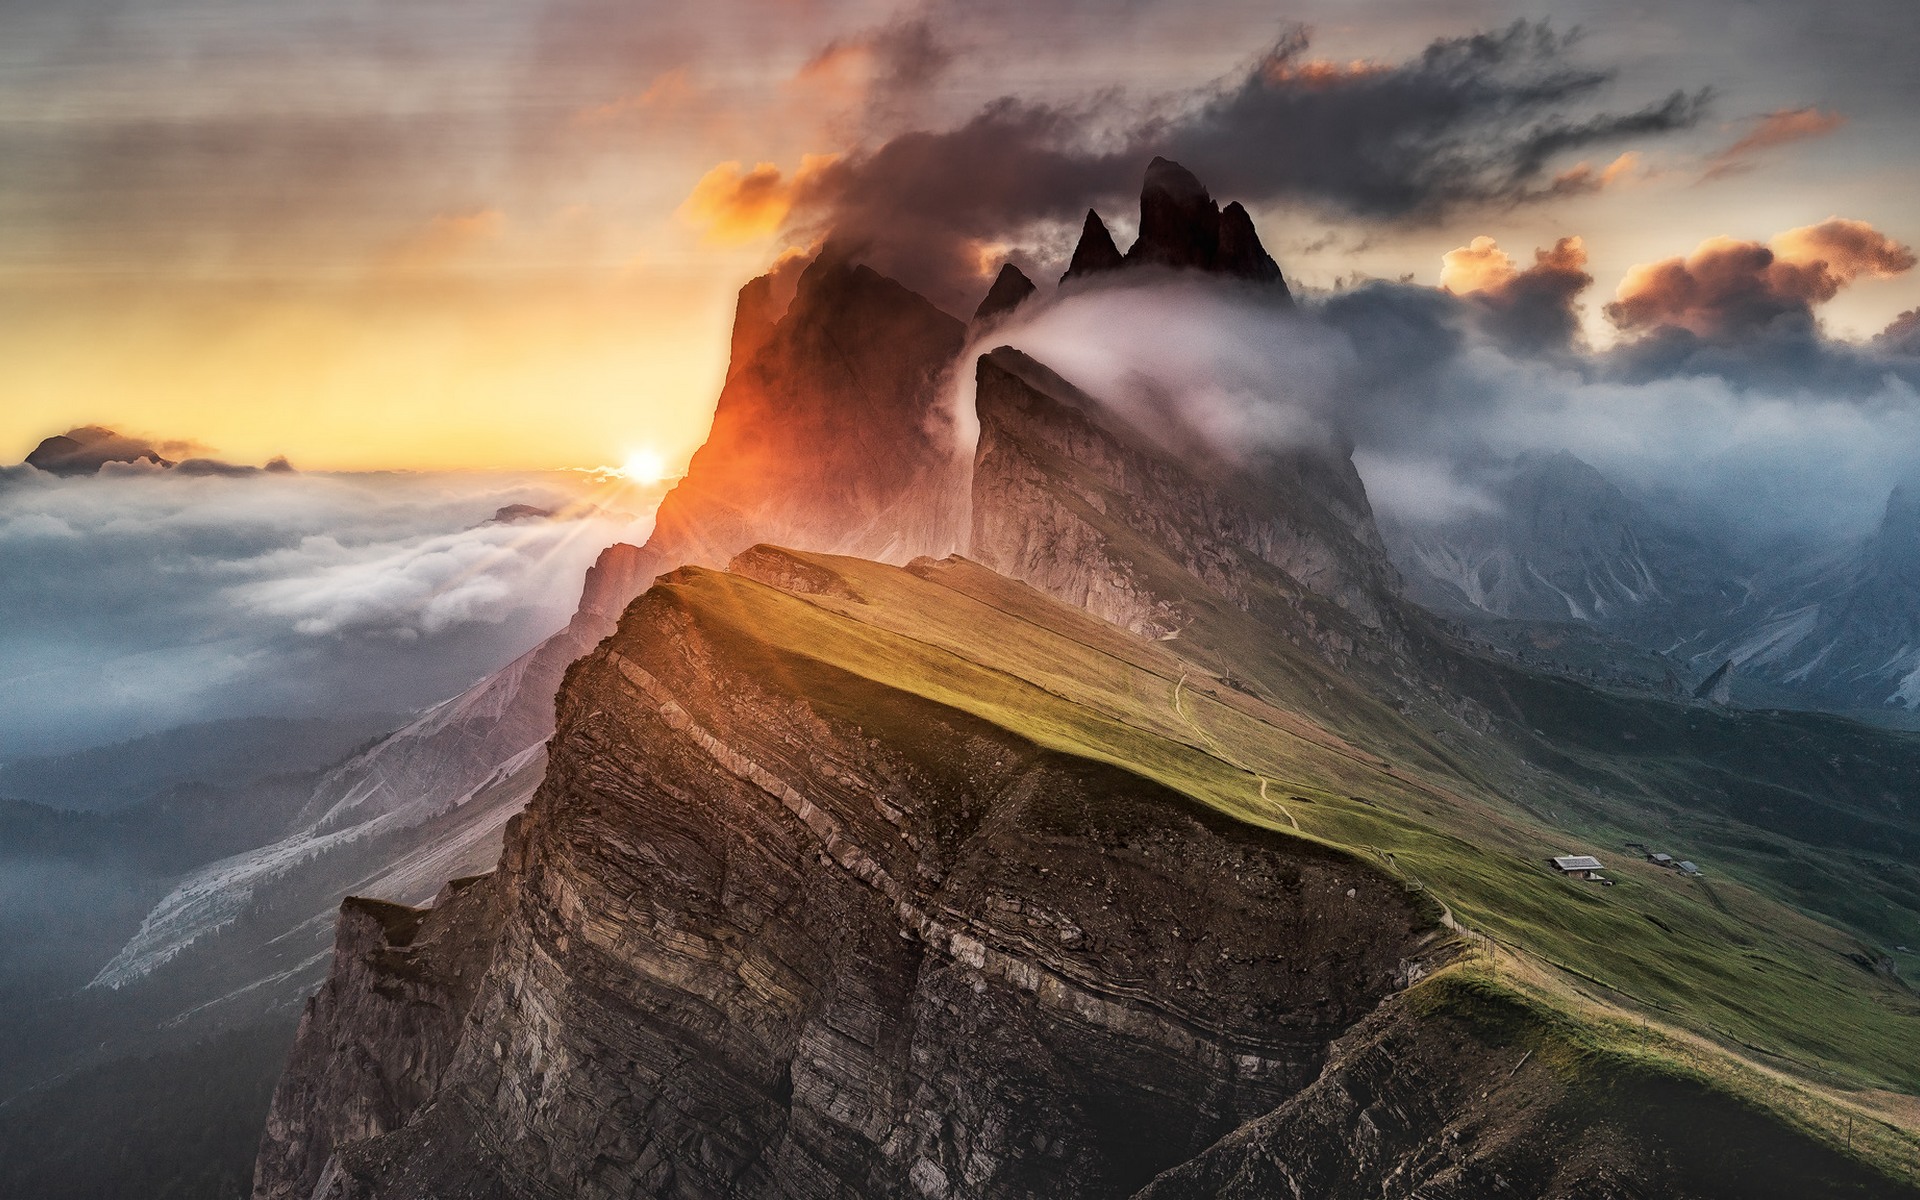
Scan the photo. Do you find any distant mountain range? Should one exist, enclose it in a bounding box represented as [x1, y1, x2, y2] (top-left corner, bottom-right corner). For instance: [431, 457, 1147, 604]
[1383, 450, 1920, 714]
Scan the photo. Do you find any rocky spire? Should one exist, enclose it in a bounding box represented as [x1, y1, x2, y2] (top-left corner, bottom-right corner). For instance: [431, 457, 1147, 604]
[973, 262, 1037, 324]
[1128, 157, 1219, 272]
[1217, 201, 1284, 285]
[1060, 210, 1124, 282]
[1119, 156, 1290, 298]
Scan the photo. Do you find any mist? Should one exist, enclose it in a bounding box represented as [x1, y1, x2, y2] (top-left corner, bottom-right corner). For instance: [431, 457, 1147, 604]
[955, 270, 1920, 546]
[0, 466, 653, 759]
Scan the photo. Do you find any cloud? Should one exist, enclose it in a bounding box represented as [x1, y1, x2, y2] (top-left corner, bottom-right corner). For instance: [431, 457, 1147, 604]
[1879, 308, 1920, 355]
[573, 68, 697, 125]
[1161, 24, 1704, 218]
[1441, 235, 1593, 353]
[678, 156, 841, 245]
[1703, 107, 1847, 179]
[957, 246, 1920, 552]
[0, 469, 650, 757]
[792, 17, 954, 115]
[1545, 150, 1644, 195]
[1606, 218, 1915, 339]
[779, 21, 1705, 310]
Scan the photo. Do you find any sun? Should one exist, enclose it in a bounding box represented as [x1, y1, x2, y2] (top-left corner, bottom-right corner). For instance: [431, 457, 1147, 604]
[619, 448, 667, 484]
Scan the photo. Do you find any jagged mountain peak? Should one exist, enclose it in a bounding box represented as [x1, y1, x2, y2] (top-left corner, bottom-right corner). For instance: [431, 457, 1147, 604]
[1061, 208, 1125, 282]
[1127, 157, 1289, 292]
[972, 261, 1037, 323]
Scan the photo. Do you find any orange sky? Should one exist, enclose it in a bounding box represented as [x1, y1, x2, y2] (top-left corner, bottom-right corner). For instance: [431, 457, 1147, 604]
[3, 0, 1916, 471]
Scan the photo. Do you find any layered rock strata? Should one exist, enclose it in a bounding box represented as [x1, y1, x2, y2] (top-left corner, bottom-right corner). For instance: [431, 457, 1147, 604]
[969, 347, 1398, 641]
[257, 564, 1444, 1199]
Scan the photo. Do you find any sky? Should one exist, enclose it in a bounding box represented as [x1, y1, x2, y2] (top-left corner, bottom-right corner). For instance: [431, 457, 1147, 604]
[3, 0, 1917, 473]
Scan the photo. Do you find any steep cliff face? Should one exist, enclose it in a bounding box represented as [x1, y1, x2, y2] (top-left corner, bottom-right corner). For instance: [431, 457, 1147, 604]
[579, 254, 969, 620]
[1140, 977, 1906, 1200]
[968, 347, 1398, 642]
[254, 875, 504, 1200]
[260, 561, 1444, 1199]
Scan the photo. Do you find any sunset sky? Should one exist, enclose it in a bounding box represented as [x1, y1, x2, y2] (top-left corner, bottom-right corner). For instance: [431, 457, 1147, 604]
[4, 0, 1917, 471]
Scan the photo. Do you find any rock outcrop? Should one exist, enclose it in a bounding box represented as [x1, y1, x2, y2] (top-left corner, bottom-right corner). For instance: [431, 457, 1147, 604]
[968, 347, 1398, 640]
[1059, 159, 1290, 296]
[577, 254, 969, 620]
[256, 562, 1445, 1199]
[972, 263, 1037, 324]
[254, 876, 504, 1200]
[24, 426, 173, 474]
[1138, 976, 1906, 1199]
[1128, 158, 1285, 289]
[1061, 210, 1125, 282]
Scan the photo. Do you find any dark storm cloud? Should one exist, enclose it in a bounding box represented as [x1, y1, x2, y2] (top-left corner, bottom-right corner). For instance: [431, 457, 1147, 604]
[1160, 24, 1704, 217]
[788, 22, 1706, 307]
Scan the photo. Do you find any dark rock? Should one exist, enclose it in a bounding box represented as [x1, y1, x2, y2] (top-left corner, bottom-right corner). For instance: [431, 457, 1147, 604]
[23, 426, 172, 474]
[1694, 659, 1734, 704]
[1216, 202, 1283, 284]
[972, 262, 1038, 324]
[1111, 158, 1291, 296]
[1130, 157, 1220, 273]
[1060, 210, 1125, 282]
[1137, 976, 1908, 1199]
[485, 504, 551, 524]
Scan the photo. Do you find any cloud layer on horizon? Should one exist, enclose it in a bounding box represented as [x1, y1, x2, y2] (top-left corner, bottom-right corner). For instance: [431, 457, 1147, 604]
[0, 467, 648, 758]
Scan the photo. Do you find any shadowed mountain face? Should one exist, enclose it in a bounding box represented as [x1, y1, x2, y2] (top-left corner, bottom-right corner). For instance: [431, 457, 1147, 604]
[1060, 157, 1290, 297]
[1686, 485, 1920, 709]
[1383, 452, 1920, 710]
[970, 347, 1398, 640]
[1381, 452, 1742, 637]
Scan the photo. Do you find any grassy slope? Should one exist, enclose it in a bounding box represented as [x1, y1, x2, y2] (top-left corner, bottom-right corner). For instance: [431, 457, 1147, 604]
[645, 549, 1920, 1177]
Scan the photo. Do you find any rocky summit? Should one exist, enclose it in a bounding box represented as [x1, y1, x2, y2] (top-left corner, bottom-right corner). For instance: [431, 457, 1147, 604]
[1061, 158, 1290, 296]
[249, 160, 1920, 1200]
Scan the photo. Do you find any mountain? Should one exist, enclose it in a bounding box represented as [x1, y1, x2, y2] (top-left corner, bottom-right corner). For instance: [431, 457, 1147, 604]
[23, 426, 173, 474]
[1381, 451, 1740, 637]
[1680, 486, 1920, 710]
[258, 165, 1920, 1194]
[971, 347, 1397, 640]
[576, 252, 969, 617]
[972, 263, 1037, 324]
[1382, 454, 1920, 711]
[1060, 157, 1290, 296]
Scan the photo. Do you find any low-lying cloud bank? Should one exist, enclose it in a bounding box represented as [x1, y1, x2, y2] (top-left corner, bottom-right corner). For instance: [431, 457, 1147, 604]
[955, 224, 1920, 545]
[0, 467, 651, 758]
